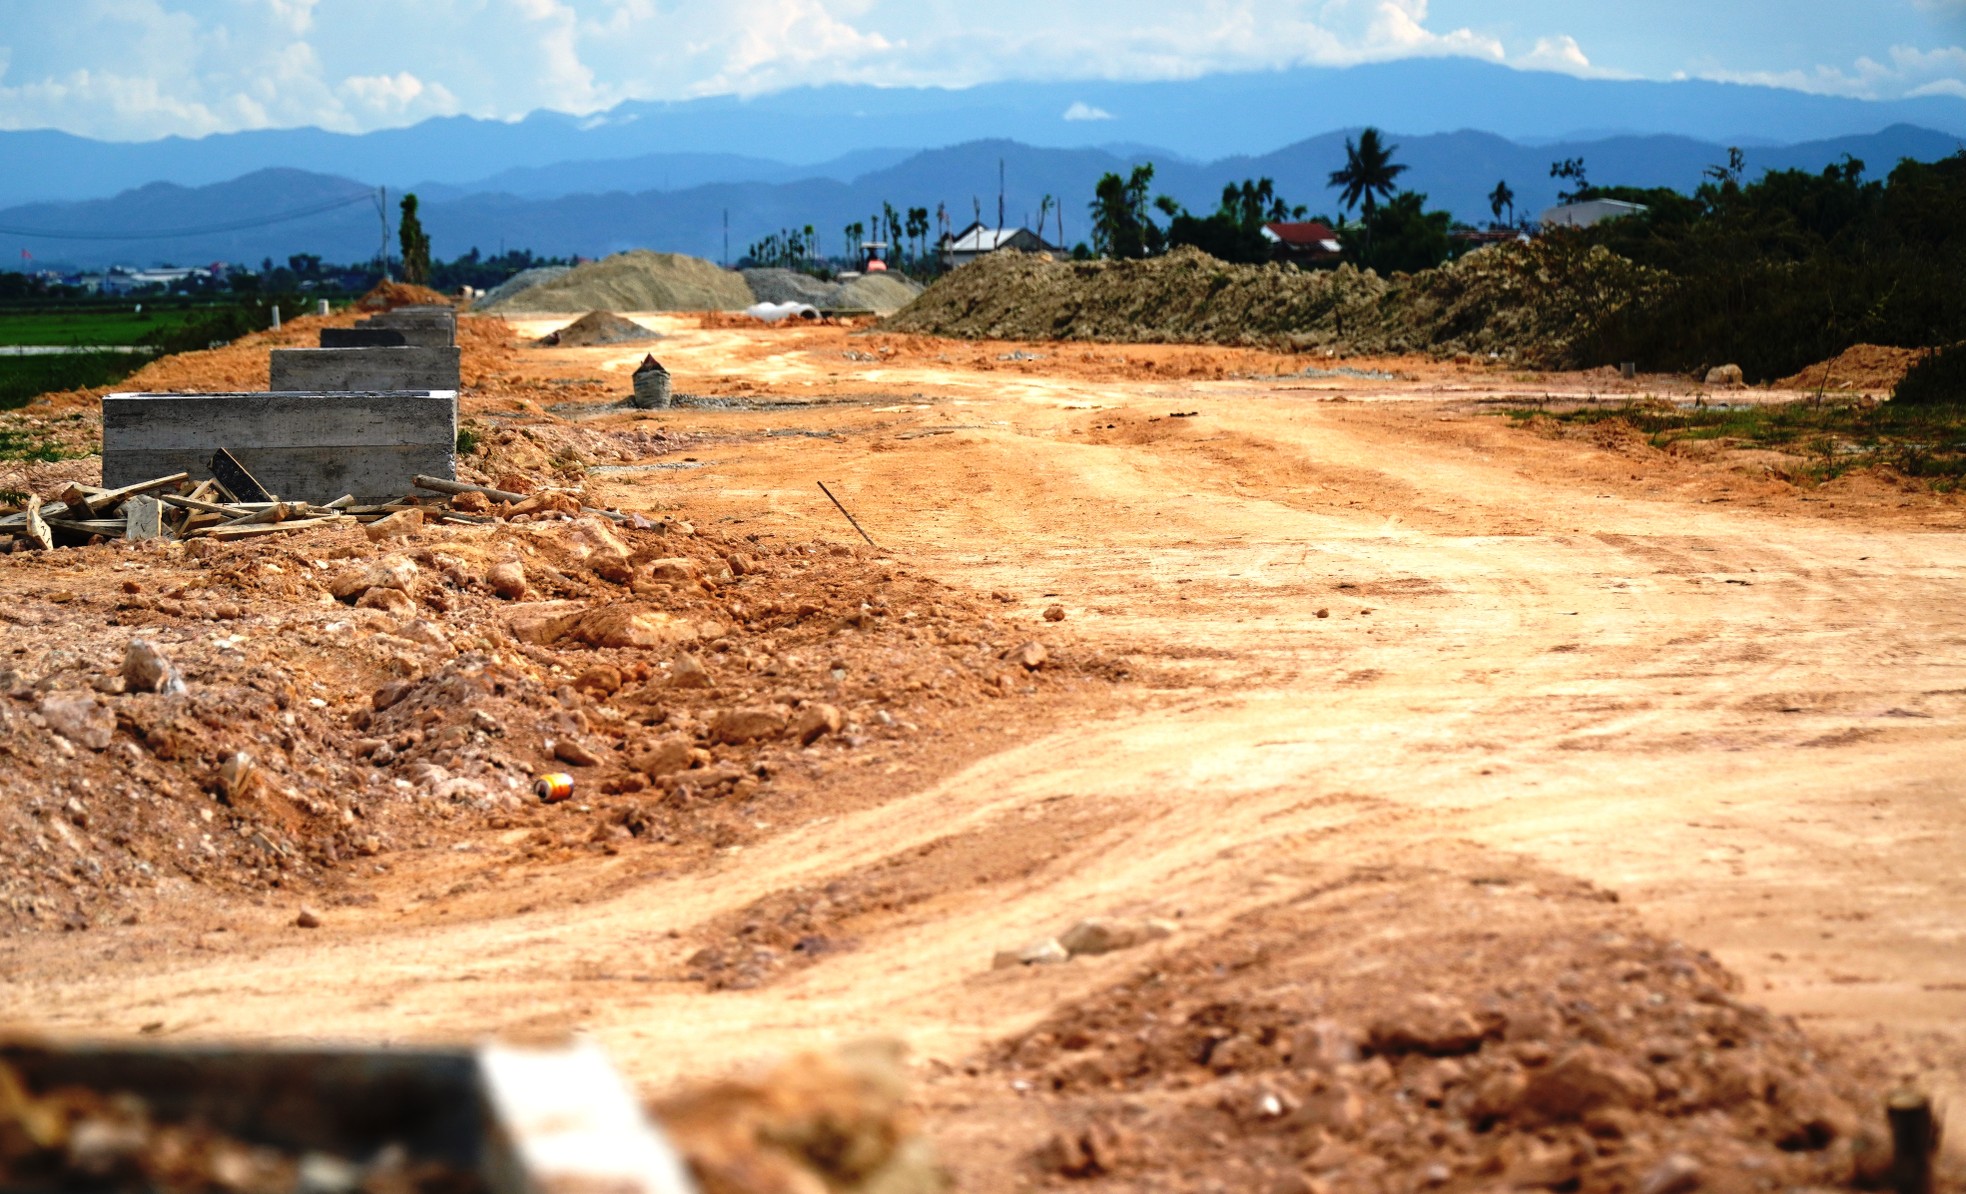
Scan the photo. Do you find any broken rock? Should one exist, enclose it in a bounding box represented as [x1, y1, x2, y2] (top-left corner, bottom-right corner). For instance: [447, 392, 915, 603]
[1523, 1046, 1658, 1122]
[993, 938, 1070, 969]
[545, 605, 699, 650]
[363, 508, 423, 542]
[553, 738, 605, 767]
[1058, 917, 1174, 957]
[39, 693, 114, 751]
[121, 638, 182, 694]
[668, 652, 713, 689]
[709, 707, 787, 745]
[628, 736, 696, 777]
[1007, 641, 1048, 671]
[487, 558, 528, 600]
[1368, 994, 1487, 1057]
[647, 557, 699, 585]
[565, 517, 636, 583]
[795, 703, 843, 745]
[357, 587, 415, 617]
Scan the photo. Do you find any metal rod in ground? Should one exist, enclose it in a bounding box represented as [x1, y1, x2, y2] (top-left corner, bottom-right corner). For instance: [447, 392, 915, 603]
[1888, 1089, 1935, 1194]
[817, 481, 877, 547]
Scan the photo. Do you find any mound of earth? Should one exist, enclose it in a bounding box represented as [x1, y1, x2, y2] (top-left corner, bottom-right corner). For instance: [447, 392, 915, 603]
[356, 280, 452, 312]
[742, 268, 923, 314]
[537, 310, 663, 347]
[482, 250, 751, 313]
[1775, 344, 1930, 394]
[477, 265, 571, 310]
[883, 243, 1666, 367]
[977, 862, 1916, 1191]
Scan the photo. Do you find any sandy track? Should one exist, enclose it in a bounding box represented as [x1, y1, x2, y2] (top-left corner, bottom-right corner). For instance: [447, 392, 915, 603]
[4, 322, 1962, 1164]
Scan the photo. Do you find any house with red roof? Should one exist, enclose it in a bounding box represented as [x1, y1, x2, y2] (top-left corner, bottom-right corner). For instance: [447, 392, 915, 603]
[1261, 220, 1343, 266]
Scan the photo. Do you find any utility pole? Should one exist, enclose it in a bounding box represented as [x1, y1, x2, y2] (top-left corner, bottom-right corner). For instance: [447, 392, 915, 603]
[375, 186, 392, 281]
[998, 158, 1005, 230]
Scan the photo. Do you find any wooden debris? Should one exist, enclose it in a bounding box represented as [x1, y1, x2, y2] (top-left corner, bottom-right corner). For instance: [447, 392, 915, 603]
[22, 497, 52, 551]
[208, 450, 271, 503]
[125, 497, 165, 541]
[3, 465, 646, 549]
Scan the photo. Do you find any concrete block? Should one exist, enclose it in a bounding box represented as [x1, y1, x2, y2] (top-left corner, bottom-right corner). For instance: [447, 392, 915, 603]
[102, 391, 457, 504]
[320, 327, 408, 348]
[356, 305, 455, 348]
[269, 346, 461, 392]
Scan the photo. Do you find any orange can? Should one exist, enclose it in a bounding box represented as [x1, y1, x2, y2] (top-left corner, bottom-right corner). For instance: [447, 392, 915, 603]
[534, 772, 574, 803]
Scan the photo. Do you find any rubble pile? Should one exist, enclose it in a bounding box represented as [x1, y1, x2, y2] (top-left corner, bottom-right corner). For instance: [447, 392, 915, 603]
[0, 478, 1088, 930]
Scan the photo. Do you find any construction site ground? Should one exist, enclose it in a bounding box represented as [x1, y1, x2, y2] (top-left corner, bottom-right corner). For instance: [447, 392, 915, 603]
[1, 310, 1962, 1191]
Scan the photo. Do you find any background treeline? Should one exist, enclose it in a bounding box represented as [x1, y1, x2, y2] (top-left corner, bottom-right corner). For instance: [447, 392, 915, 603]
[1572, 153, 1966, 380]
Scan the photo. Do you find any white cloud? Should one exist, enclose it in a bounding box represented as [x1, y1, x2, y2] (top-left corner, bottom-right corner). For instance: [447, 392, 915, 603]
[1063, 101, 1113, 121]
[0, 0, 1958, 141]
[1701, 43, 1966, 100]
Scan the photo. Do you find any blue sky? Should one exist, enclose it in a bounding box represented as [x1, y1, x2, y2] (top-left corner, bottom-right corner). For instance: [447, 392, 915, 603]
[1, 0, 1961, 141]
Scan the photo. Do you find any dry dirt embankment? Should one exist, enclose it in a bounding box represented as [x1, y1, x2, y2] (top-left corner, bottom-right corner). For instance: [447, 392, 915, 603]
[883, 243, 1667, 366]
[1, 312, 1960, 1191]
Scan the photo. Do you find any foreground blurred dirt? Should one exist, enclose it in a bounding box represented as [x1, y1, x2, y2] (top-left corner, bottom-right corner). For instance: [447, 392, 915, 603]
[0, 308, 1961, 1191]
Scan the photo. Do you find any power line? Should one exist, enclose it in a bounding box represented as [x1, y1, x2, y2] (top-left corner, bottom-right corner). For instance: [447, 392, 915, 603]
[0, 189, 377, 242]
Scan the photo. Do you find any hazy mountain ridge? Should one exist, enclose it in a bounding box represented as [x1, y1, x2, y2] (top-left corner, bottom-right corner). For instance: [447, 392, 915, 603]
[4, 58, 1964, 208]
[8, 124, 1958, 272]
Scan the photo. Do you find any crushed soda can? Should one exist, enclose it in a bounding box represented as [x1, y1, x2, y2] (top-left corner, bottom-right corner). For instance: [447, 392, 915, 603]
[534, 773, 574, 804]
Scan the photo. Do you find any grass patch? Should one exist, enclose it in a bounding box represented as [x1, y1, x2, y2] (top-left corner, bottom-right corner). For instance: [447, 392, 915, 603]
[0, 427, 85, 463]
[0, 353, 139, 411]
[1508, 397, 1966, 490]
[0, 306, 210, 347]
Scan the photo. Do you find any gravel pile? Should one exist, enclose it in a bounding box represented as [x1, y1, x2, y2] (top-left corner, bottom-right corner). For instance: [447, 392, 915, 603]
[537, 311, 663, 347]
[476, 266, 571, 310]
[741, 268, 923, 314]
[480, 251, 751, 313]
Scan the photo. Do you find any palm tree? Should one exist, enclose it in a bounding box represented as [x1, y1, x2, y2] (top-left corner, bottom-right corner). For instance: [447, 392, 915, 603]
[1487, 179, 1515, 227]
[1327, 127, 1406, 220]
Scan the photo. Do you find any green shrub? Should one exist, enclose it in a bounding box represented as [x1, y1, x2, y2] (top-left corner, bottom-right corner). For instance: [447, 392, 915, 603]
[0, 352, 138, 410]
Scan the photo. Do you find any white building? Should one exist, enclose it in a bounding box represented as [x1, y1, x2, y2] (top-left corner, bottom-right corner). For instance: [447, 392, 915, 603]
[1539, 199, 1648, 230]
[938, 222, 1064, 269]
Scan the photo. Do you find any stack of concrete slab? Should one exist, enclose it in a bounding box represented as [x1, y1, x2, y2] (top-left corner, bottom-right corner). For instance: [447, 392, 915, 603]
[270, 305, 460, 392]
[102, 391, 458, 504]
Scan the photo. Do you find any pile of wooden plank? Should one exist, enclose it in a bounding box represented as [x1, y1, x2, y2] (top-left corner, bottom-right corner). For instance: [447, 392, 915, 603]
[0, 467, 613, 550]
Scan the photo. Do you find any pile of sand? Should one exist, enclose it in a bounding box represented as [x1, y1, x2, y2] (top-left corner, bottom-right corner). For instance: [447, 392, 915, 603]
[1775, 344, 1930, 394]
[355, 280, 452, 312]
[477, 265, 571, 310]
[741, 267, 922, 314]
[883, 243, 1668, 367]
[537, 310, 663, 347]
[482, 250, 752, 313]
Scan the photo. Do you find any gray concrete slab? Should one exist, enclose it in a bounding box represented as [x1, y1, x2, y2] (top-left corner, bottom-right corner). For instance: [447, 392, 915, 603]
[102, 391, 457, 503]
[320, 327, 408, 348]
[356, 305, 456, 348]
[269, 346, 461, 392]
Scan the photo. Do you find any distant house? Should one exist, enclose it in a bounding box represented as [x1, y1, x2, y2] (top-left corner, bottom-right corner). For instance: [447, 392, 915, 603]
[939, 222, 1062, 269]
[1539, 199, 1648, 230]
[1450, 228, 1529, 251]
[1261, 220, 1342, 265]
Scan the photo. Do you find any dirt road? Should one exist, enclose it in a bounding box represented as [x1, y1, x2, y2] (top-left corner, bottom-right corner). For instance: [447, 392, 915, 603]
[4, 315, 1962, 1186]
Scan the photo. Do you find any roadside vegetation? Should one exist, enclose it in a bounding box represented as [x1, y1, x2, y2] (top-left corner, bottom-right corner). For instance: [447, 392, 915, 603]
[1509, 394, 1966, 490]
